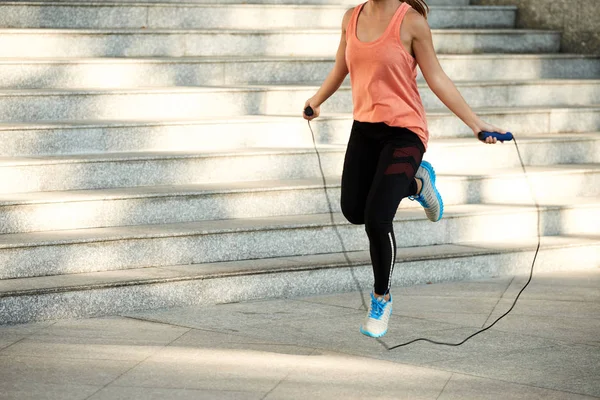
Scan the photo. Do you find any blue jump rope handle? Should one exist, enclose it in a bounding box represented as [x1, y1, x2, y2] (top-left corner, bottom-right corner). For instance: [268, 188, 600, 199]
[478, 131, 513, 142]
[304, 106, 314, 117]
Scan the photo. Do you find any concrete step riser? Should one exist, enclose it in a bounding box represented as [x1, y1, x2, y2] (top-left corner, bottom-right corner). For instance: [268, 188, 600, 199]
[1, 244, 597, 324]
[11, 0, 470, 4]
[427, 138, 600, 171]
[2, 110, 599, 157]
[2, 170, 599, 234]
[1, 137, 598, 194]
[1, 204, 598, 279]
[1, 83, 597, 122]
[0, 30, 560, 57]
[4, 57, 599, 90]
[0, 4, 516, 29]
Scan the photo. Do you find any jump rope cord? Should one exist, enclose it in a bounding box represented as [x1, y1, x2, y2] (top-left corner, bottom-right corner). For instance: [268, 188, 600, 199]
[306, 120, 541, 349]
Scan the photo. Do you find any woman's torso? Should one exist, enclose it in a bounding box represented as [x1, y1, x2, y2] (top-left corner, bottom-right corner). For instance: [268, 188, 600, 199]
[345, 1, 430, 149]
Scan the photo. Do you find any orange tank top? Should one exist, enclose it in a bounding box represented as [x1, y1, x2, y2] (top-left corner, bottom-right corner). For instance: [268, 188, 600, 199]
[345, 2, 429, 149]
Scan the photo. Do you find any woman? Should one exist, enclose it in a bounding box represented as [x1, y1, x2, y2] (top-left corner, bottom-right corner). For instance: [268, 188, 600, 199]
[303, 0, 508, 338]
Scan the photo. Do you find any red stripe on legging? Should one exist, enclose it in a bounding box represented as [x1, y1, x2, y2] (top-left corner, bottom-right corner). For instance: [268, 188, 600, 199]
[384, 162, 415, 176]
[393, 146, 421, 160]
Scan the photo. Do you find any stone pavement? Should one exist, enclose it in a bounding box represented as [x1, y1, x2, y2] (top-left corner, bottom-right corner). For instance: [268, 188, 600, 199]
[0, 269, 598, 400]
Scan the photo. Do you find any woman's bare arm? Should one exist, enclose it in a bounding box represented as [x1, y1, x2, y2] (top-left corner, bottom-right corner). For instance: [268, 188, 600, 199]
[406, 10, 506, 143]
[303, 8, 353, 120]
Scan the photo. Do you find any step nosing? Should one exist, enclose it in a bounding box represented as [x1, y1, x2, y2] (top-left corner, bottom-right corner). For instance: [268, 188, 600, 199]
[2, 107, 600, 131]
[1, 133, 598, 166]
[0, 115, 311, 130]
[0, 148, 340, 166]
[0, 181, 342, 205]
[1, 54, 598, 64]
[0, 1, 518, 9]
[1, 79, 599, 96]
[1, 166, 598, 206]
[0, 201, 597, 249]
[0, 28, 561, 34]
[0, 237, 595, 298]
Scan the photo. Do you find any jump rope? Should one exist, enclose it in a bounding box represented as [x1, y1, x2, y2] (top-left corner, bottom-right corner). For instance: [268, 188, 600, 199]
[304, 106, 541, 349]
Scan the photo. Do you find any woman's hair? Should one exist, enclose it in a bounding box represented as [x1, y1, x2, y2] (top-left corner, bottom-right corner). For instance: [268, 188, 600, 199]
[403, 0, 429, 18]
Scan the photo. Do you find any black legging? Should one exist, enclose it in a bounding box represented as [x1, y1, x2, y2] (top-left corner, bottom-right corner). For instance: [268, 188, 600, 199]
[341, 121, 425, 295]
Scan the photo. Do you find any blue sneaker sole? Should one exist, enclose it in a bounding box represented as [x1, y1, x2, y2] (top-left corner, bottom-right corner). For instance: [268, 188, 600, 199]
[420, 160, 444, 222]
[360, 326, 388, 338]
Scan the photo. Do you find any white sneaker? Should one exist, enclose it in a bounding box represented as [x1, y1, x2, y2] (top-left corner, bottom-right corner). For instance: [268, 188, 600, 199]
[360, 292, 392, 338]
[409, 160, 444, 222]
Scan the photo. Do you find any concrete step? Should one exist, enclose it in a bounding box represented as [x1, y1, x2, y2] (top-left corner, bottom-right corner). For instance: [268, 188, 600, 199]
[1, 81, 598, 122]
[0, 197, 598, 279]
[1, 107, 599, 157]
[3, 54, 599, 89]
[0, 133, 598, 193]
[0, 235, 597, 324]
[0, 28, 561, 57]
[0, 3, 516, 30]
[0, 0, 477, 7]
[1, 164, 598, 234]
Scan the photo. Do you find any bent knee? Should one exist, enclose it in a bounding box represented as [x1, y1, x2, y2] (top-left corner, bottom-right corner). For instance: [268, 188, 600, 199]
[364, 217, 393, 236]
[341, 206, 365, 225]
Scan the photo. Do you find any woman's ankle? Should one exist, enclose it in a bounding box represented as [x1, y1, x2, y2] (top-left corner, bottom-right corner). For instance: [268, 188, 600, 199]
[374, 292, 391, 302]
[415, 177, 423, 195]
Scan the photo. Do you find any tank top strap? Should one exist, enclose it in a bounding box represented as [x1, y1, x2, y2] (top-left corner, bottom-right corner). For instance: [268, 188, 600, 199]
[385, 2, 411, 42]
[346, 3, 366, 42]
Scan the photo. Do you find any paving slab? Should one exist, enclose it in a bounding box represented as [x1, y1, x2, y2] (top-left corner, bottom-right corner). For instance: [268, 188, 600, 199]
[264, 354, 452, 400]
[367, 326, 563, 367]
[87, 386, 265, 400]
[0, 336, 165, 361]
[489, 298, 600, 320]
[509, 269, 600, 288]
[1, 270, 599, 399]
[0, 320, 55, 335]
[294, 276, 510, 309]
[127, 298, 360, 335]
[398, 276, 514, 298]
[438, 373, 598, 400]
[111, 348, 289, 392]
[0, 335, 22, 351]
[392, 310, 491, 329]
[171, 329, 317, 356]
[428, 343, 600, 397]
[502, 270, 600, 302]
[482, 312, 600, 345]
[0, 355, 138, 386]
[0, 381, 101, 400]
[0, 320, 56, 350]
[28, 316, 189, 344]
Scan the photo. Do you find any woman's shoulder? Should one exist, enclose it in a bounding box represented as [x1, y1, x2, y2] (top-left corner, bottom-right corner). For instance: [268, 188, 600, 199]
[342, 7, 356, 32]
[403, 7, 430, 35]
[404, 7, 427, 23]
[345, 6, 359, 21]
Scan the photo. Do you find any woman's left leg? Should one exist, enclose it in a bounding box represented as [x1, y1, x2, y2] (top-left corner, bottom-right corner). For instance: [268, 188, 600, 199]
[364, 128, 425, 297]
[359, 126, 425, 338]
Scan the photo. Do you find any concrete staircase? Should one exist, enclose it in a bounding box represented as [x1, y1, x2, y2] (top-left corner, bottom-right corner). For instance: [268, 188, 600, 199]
[0, 0, 598, 324]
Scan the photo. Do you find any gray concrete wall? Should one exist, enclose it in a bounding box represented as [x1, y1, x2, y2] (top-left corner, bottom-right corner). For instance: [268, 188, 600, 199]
[472, 0, 600, 54]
